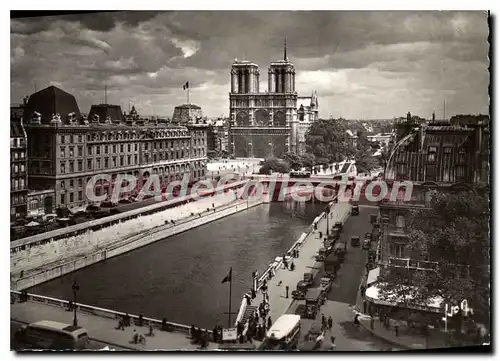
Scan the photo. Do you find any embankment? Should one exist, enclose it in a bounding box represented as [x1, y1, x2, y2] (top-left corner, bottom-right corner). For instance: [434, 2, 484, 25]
[12, 197, 263, 291]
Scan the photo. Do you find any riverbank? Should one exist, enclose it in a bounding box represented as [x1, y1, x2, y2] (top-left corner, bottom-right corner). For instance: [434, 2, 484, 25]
[12, 195, 263, 291]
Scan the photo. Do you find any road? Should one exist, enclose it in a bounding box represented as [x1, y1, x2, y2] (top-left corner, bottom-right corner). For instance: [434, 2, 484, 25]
[10, 320, 128, 351]
[291, 205, 396, 351]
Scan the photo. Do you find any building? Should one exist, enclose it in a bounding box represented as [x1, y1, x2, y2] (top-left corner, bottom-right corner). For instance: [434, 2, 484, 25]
[24, 86, 207, 211]
[10, 102, 29, 221]
[207, 118, 229, 155]
[172, 104, 203, 124]
[368, 113, 489, 303]
[366, 133, 393, 147]
[228, 41, 318, 158]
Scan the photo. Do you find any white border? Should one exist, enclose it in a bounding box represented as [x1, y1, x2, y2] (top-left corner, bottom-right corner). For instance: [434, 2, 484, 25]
[3, 4, 496, 361]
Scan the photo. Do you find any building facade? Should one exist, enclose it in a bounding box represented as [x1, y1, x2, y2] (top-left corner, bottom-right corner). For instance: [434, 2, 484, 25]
[207, 119, 229, 155]
[24, 86, 207, 211]
[378, 113, 489, 269]
[228, 44, 318, 158]
[10, 103, 29, 221]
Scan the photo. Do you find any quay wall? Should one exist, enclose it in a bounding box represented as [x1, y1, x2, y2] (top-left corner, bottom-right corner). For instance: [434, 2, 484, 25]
[12, 196, 264, 291]
[234, 196, 350, 326]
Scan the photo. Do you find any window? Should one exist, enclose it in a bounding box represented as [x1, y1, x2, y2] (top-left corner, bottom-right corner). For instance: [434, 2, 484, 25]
[145, 143, 149, 151]
[456, 165, 466, 179]
[60, 194, 65, 205]
[104, 158, 109, 168]
[112, 157, 117, 167]
[20, 178, 25, 188]
[105, 145, 109, 154]
[78, 135, 82, 143]
[120, 156, 124, 166]
[78, 178, 83, 187]
[87, 159, 92, 170]
[61, 135, 65, 144]
[78, 146, 83, 157]
[69, 161, 74, 173]
[120, 144, 124, 153]
[128, 155, 131, 164]
[135, 144, 138, 151]
[78, 160, 83, 172]
[128, 144, 131, 152]
[61, 180, 65, 189]
[14, 164, 18, 173]
[96, 146, 101, 155]
[70, 192, 74, 203]
[391, 243, 405, 258]
[20, 164, 25, 172]
[97, 158, 101, 169]
[70, 135, 74, 143]
[78, 190, 83, 200]
[60, 147, 65, 158]
[87, 146, 92, 156]
[15, 179, 19, 189]
[134, 155, 138, 164]
[113, 145, 117, 153]
[60, 162, 65, 174]
[427, 146, 437, 163]
[396, 215, 405, 229]
[458, 148, 466, 164]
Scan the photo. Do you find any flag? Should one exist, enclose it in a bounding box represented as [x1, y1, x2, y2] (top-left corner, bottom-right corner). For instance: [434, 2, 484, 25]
[221, 267, 232, 284]
[183, 81, 189, 90]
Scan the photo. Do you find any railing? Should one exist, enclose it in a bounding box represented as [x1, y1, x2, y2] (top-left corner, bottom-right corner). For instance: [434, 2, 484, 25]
[388, 258, 438, 270]
[234, 197, 347, 326]
[11, 179, 249, 251]
[10, 290, 212, 336]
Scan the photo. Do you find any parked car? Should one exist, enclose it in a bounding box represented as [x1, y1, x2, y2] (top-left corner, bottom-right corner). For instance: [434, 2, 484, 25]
[86, 204, 101, 213]
[351, 203, 359, 216]
[362, 238, 371, 250]
[351, 236, 360, 247]
[118, 198, 132, 204]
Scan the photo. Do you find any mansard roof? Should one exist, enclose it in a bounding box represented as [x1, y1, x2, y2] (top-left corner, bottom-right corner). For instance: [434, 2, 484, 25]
[88, 104, 125, 123]
[24, 85, 81, 124]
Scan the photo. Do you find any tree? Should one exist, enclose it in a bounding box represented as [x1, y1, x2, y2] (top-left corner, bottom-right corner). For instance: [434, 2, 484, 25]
[281, 152, 303, 171]
[300, 153, 316, 170]
[305, 118, 356, 163]
[379, 190, 490, 325]
[258, 157, 290, 175]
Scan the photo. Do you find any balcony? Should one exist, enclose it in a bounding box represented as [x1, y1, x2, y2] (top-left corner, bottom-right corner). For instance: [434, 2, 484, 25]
[388, 257, 438, 271]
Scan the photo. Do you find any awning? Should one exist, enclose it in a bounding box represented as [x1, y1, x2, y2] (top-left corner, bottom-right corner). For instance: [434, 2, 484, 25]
[367, 267, 380, 286]
[365, 283, 443, 313]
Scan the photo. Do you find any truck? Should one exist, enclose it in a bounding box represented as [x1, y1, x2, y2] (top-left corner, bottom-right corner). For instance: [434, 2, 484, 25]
[324, 254, 340, 279]
[303, 288, 324, 319]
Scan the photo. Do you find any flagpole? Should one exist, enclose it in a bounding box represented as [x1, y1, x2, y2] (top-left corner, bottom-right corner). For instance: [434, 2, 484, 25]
[228, 271, 232, 328]
[187, 86, 190, 106]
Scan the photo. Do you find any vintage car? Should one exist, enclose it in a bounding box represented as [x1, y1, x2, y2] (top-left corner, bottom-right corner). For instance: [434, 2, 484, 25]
[362, 238, 371, 250]
[319, 277, 333, 293]
[292, 281, 310, 300]
[351, 236, 360, 247]
[303, 288, 324, 319]
[315, 248, 329, 262]
[333, 243, 347, 262]
[351, 202, 359, 216]
[324, 254, 340, 278]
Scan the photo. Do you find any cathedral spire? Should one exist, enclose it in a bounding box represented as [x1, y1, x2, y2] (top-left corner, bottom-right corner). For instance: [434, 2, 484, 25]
[284, 37, 287, 61]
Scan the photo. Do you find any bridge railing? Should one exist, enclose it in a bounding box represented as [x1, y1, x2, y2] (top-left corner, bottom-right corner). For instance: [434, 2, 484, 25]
[10, 290, 212, 336]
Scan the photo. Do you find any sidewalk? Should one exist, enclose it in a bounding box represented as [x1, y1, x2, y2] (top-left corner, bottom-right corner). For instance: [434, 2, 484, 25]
[11, 302, 218, 351]
[241, 201, 352, 343]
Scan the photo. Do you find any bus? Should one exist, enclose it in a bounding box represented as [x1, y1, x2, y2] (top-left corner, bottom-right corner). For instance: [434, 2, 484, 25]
[260, 314, 301, 350]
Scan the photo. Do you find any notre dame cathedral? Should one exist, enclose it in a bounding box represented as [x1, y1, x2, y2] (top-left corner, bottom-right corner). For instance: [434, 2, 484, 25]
[228, 41, 319, 158]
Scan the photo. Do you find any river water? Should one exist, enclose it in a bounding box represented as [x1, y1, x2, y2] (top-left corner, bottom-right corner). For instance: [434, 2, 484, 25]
[29, 201, 325, 329]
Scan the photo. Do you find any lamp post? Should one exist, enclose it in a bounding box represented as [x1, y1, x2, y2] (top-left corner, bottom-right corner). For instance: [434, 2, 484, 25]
[248, 142, 252, 159]
[268, 142, 273, 158]
[325, 205, 331, 236]
[72, 281, 80, 327]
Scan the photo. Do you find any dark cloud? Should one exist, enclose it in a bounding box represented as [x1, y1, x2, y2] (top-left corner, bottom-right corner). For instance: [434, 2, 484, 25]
[10, 11, 490, 119]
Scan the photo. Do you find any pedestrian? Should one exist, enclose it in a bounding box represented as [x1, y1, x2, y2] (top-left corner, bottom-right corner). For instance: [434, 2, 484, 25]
[319, 231, 323, 239]
[133, 329, 138, 344]
[329, 336, 336, 350]
[267, 317, 272, 330]
[394, 324, 399, 337]
[360, 285, 366, 298]
[290, 262, 295, 271]
[328, 316, 333, 330]
[354, 313, 360, 327]
[370, 317, 375, 330]
[363, 300, 367, 314]
[148, 323, 155, 337]
[285, 286, 289, 298]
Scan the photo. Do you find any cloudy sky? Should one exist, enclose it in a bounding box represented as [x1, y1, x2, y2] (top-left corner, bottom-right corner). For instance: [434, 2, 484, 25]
[11, 11, 489, 119]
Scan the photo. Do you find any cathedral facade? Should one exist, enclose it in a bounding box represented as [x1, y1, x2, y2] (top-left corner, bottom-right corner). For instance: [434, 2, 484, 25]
[228, 45, 318, 158]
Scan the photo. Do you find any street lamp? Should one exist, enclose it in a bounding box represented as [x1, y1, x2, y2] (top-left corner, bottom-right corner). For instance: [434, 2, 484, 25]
[325, 205, 331, 236]
[248, 142, 252, 158]
[72, 281, 80, 327]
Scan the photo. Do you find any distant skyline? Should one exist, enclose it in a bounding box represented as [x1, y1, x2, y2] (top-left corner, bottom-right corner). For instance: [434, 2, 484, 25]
[11, 11, 490, 119]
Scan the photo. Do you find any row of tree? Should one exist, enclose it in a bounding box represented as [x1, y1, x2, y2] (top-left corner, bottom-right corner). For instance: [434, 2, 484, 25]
[379, 190, 490, 327]
[259, 118, 388, 175]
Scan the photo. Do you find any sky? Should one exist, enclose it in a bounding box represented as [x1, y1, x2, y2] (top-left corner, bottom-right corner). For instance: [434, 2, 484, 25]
[10, 11, 490, 119]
